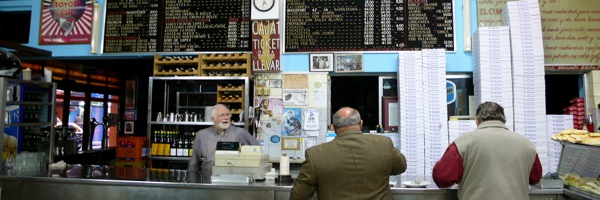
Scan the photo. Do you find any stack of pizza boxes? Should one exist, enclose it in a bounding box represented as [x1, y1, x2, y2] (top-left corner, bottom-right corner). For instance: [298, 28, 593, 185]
[564, 98, 585, 130]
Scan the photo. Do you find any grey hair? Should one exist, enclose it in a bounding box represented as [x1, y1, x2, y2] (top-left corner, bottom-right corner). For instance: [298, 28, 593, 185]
[332, 108, 361, 129]
[210, 104, 229, 118]
[475, 102, 506, 123]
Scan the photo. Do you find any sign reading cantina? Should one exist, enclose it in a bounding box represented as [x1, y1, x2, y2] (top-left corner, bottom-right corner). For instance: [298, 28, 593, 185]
[284, 0, 455, 52]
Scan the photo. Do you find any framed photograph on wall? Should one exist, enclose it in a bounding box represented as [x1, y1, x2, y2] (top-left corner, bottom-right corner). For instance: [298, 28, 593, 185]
[124, 121, 134, 134]
[124, 110, 136, 121]
[309, 54, 334, 72]
[334, 53, 364, 73]
[125, 79, 136, 109]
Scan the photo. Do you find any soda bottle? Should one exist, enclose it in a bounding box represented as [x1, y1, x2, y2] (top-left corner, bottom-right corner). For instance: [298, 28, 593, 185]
[586, 112, 594, 132]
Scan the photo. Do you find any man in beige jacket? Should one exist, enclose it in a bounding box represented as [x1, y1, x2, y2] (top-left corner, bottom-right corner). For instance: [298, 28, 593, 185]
[290, 107, 407, 200]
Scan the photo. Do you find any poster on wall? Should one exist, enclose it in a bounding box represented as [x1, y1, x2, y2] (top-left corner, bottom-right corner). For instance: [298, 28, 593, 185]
[39, 0, 94, 44]
[125, 79, 136, 109]
[252, 20, 281, 72]
[283, 89, 308, 106]
[282, 108, 302, 136]
[257, 98, 283, 121]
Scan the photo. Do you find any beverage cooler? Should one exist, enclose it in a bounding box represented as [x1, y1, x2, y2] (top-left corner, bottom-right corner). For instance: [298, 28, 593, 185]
[0, 78, 56, 163]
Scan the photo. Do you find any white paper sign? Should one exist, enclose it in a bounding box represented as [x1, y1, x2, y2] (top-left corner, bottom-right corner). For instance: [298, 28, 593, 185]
[313, 89, 327, 106]
[283, 89, 308, 106]
[303, 108, 320, 131]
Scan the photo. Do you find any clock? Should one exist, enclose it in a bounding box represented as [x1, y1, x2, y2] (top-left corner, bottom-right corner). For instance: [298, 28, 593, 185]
[254, 0, 275, 12]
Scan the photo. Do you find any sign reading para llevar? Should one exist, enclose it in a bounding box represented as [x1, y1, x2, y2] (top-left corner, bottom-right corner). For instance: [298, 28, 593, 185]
[252, 20, 281, 72]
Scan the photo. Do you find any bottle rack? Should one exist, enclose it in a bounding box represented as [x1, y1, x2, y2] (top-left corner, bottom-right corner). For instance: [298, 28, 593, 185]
[200, 53, 252, 77]
[153, 54, 201, 76]
[216, 84, 245, 115]
[152, 53, 252, 77]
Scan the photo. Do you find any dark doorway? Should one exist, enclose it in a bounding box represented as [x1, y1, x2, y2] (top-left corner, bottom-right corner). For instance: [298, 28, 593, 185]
[545, 74, 581, 115]
[331, 76, 379, 131]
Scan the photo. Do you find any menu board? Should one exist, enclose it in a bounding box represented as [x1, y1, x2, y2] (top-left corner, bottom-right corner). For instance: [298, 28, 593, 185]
[103, 0, 251, 53]
[285, 0, 455, 52]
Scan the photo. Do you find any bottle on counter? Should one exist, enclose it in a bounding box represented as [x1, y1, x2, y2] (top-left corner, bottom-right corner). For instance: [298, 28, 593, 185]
[586, 112, 595, 132]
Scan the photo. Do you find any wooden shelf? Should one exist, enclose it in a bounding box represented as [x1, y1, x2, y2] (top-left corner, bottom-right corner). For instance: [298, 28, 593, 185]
[200, 53, 252, 77]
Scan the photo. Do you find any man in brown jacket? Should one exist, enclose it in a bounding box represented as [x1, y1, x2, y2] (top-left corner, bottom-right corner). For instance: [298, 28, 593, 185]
[290, 107, 407, 200]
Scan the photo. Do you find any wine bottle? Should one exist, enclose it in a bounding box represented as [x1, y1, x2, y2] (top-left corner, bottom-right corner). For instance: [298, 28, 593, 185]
[170, 133, 177, 157]
[151, 130, 158, 156]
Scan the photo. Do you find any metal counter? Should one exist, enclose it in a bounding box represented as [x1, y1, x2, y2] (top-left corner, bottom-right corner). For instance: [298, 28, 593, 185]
[0, 165, 564, 200]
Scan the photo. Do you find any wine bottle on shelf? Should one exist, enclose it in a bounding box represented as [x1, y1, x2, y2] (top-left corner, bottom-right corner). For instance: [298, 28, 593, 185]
[151, 130, 158, 156]
[178, 136, 187, 157]
[189, 133, 195, 157]
[170, 132, 177, 157]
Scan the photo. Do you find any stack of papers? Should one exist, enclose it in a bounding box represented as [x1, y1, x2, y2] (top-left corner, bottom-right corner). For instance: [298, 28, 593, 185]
[398, 51, 425, 177]
[503, 0, 548, 169]
[473, 26, 514, 130]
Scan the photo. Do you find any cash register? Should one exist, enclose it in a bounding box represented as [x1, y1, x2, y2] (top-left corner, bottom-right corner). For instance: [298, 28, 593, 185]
[211, 142, 271, 183]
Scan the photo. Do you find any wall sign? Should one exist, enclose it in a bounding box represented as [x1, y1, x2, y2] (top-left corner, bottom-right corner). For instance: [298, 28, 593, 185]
[252, 20, 281, 72]
[284, 0, 455, 52]
[39, 0, 94, 44]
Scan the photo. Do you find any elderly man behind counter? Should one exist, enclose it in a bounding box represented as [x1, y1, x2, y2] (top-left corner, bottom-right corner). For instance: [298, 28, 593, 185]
[188, 104, 259, 183]
[433, 101, 542, 200]
[290, 107, 407, 200]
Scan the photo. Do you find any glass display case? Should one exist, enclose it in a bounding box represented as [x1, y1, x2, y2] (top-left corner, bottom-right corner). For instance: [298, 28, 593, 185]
[557, 142, 600, 199]
[147, 77, 250, 165]
[0, 77, 57, 168]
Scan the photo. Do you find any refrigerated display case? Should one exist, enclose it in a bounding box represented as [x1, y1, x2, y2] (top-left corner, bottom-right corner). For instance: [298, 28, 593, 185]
[557, 142, 600, 199]
[0, 77, 56, 165]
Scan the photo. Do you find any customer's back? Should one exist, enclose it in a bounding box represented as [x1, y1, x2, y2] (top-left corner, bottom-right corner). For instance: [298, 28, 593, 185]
[290, 107, 406, 200]
[307, 131, 405, 199]
[454, 121, 537, 200]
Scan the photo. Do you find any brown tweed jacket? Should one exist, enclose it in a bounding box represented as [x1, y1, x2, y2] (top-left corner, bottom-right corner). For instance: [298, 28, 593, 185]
[290, 129, 407, 200]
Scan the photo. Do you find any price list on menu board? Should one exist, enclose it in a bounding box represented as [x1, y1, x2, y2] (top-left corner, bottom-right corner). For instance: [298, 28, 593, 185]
[285, 0, 454, 52]
[103, 0, 251, 53]
[104, 0, 160, 53]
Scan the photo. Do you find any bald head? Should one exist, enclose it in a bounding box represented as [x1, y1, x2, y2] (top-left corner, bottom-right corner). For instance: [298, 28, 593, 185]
[332, 107, 362, 132]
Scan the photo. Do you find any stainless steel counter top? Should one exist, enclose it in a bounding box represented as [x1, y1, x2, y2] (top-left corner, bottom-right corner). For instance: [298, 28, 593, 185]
[1, 164, 563, 194]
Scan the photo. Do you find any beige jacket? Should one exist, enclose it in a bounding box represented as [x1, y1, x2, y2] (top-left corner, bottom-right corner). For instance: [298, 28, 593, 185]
[454, 120, 538, 200]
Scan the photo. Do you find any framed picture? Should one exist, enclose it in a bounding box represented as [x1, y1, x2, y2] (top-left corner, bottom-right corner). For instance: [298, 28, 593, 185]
[124, 121, 134, 134]
[124, 110, 136, 121]
[125, 79, 136, 109]
[334, 53, 364, 72]
[281, 137, 301, 150]
[309, 54, 334, 72]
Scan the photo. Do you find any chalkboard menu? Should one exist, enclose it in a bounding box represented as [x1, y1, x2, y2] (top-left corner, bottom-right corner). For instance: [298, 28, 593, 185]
[285, 0, 454, 52]
[103, 0, 251, 53]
